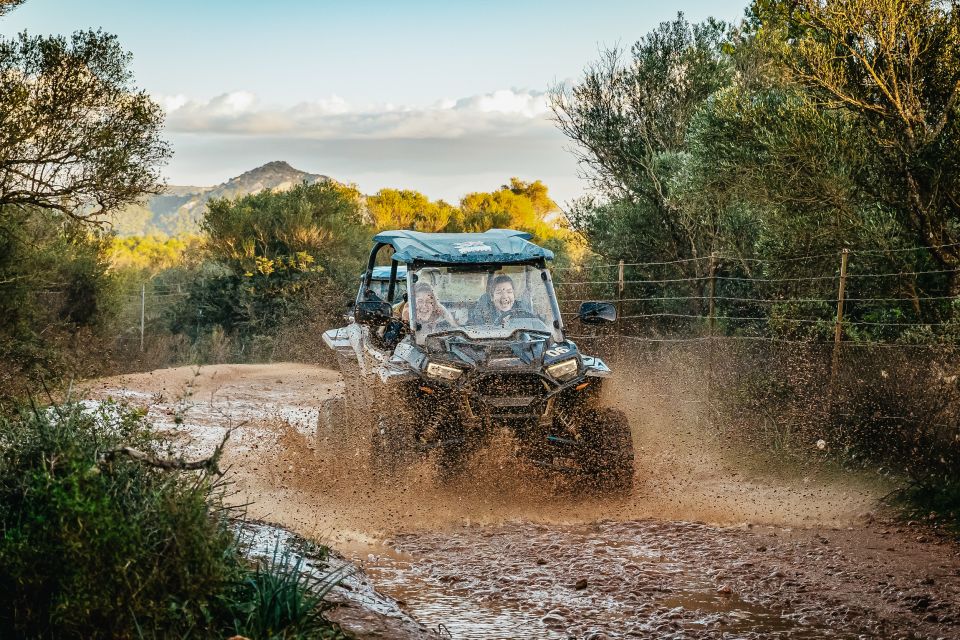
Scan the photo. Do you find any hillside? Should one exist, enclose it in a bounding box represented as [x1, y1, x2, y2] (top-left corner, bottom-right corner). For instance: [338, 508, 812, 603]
[112, 161, 329, 235]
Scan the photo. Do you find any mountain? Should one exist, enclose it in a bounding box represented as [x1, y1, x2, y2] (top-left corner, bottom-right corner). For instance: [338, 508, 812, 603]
[112, 161, 329, 235]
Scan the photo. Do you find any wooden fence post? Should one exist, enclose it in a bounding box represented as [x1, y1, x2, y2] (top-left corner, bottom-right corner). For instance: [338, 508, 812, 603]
[617, 259, 625, 324]
[616, 260, 625, 362]
[705, 252, 720, 429]
[140, 283, 145, 352]
[831, 249, 850, 384]
[707, 253, 717, 336]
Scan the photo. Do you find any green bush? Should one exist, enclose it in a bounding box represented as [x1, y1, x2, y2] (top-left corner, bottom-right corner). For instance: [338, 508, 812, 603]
[0, 209, 120, 411]
[0, 401, 345, 639]
[165, 182, 369, 360]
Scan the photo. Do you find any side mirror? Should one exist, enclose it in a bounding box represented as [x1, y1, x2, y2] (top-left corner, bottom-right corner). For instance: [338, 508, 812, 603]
[354, 300, 393, 326]
[577, 301, 617, 324]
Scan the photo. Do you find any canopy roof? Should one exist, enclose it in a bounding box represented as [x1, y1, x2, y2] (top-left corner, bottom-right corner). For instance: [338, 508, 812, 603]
[372, 229, 554, 265]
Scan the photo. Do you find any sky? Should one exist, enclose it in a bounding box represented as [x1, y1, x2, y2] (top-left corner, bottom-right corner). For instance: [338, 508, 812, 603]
[2, 0, 749, 204]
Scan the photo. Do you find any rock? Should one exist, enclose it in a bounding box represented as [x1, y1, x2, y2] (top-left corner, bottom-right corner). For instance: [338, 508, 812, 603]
[717, 584, 733, 596]
[575, 578, 589, 590]
[536, 557, 547, 565]
[541, 613, 566, 626]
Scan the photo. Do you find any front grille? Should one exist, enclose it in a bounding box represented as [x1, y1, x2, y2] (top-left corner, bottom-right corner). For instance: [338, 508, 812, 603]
[471, 373, 548, 419]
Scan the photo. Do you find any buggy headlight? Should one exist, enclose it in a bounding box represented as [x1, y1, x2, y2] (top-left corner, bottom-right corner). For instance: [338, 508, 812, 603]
[546, 358, 579, 381]
[426, 361, 463, 380]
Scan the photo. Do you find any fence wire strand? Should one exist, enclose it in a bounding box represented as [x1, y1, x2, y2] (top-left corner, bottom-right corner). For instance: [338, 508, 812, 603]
[555, 247, 959, 345]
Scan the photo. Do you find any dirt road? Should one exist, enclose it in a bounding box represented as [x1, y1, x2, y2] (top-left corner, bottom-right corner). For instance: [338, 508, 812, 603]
[89, 363, 960, 639]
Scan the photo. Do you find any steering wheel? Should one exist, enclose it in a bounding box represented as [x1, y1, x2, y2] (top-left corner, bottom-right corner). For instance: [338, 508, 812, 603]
[499, 308, 539, 324]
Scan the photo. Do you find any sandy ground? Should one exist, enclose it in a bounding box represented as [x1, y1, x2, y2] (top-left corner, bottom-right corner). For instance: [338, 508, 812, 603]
[87, 363, 960, 639]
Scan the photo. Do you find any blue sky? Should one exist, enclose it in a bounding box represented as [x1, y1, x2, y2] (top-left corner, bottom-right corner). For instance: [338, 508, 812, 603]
[3, 0, 749, 202]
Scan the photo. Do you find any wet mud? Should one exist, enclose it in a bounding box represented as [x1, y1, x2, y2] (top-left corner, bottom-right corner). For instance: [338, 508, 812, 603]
[87, 363, 960, 639]
[369, 519, 960, 639]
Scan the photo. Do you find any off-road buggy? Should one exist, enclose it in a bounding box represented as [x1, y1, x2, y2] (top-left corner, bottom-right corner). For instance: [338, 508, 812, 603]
[323, 229, 634, 493]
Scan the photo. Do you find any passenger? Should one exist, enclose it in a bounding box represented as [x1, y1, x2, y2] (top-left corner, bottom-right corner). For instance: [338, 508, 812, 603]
[411, 282, 456, 332]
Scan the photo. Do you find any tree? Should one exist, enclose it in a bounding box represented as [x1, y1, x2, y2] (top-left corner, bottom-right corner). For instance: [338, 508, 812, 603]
[0, 29, 170, 220]
[764, 0, 960, 292]
[549, 14, 733, 270]
[173, 181, 370, 340]
[505, 178, 557, 217]
[367, 188, 460, 232]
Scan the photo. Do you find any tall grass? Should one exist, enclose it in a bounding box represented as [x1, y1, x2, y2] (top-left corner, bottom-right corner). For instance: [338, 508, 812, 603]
[225, 543, 349, 639]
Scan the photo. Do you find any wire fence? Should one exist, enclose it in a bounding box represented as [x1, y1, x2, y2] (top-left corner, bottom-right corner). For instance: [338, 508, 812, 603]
[554, 249, 960, 470]
[114, 283, 190, 351]
[553, 246, 960, 348]
[104, 248, 958, 479]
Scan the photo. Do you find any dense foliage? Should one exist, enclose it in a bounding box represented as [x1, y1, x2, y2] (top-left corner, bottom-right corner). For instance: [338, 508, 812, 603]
[551, 3, 960, 341]
[165, 181, 369, 360]
[0, 402, 344, 638]
[0, 5, 170, 408]
[551, 2, 960, 520]
[0, 209, 118, 410]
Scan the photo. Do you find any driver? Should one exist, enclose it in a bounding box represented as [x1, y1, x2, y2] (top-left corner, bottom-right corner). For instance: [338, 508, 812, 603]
[482, 274, 535, 325]
[491, 274, 517, 317]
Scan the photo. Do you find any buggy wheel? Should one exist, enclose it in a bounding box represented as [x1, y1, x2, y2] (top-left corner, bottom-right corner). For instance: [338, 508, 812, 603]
[578, 408, 635, 496]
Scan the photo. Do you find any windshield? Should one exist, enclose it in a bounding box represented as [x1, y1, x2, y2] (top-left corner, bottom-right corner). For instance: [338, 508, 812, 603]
[406, 264, 562, 343]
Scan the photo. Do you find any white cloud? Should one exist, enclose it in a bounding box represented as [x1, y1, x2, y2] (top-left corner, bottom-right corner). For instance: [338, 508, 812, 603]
[160, 89, 555, 140]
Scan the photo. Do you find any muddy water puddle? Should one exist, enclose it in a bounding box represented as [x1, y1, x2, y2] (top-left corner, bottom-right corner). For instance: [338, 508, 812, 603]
[86, 364, 960, 640]
[364, 520, 853, 639]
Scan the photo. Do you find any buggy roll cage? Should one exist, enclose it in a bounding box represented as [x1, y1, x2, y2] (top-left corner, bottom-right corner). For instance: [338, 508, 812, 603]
[359, 229, 564, 333]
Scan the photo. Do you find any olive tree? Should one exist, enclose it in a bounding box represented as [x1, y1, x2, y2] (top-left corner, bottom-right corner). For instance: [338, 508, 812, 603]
[0, 29, 170, 220]
[549, 14, 733, 272]
[773, 0, 960, 291]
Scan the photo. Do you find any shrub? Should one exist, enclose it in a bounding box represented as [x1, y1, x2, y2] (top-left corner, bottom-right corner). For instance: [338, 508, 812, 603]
[0, 209, 119, 410]
[0, 401, 344, 638]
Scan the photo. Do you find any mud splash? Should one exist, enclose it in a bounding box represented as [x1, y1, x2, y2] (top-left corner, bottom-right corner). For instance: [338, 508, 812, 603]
[86, 363, 960, 639]
[90, 363, 878, 533]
